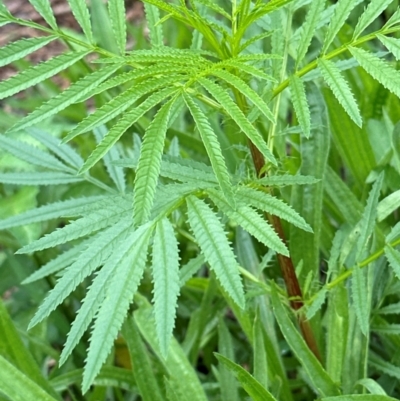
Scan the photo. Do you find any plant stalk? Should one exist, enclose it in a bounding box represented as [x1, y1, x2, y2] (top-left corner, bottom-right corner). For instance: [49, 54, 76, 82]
[249, 141, 322, 362]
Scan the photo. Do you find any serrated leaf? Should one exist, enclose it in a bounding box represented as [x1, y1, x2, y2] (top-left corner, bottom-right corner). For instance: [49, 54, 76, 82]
[356, 172, 383, 260]
[94, 126, 125, 193]
[0, 134, 73, 172]
[29, 128, 83, 169]
[183, 94, 234, 204]
[352, 265, 369, 336]
[384, 7, 400, 28]
[152, 218, 180, 357]
[28, 219, 131, 330]
[377, 34, 400, 61]
[186, 195, 245, 308]
[0, 172, 84, 186]
[67, 0, 93, 43]
[296, 0, 325, 68]
[322, 0, 361, 54]
[108, 0, 126, 54]
[18, 198, 131, 253]
[257, 174, 320, 186]
[22, 238, 92, 284]
[58, 227, 139, 366]
[385, 245, 400, 280]
[215, 354, 278, 401]
[353, 0, 393, 39]
[223, 60, 277, 82]
[144, 3, 164, 47]
[0, 51, 90, 100]
[133, 98, 175, 226]
[306, 288, 327, 320]
[289, 75, 311, 137]
[198, 77, 276, 166]
[82, 223, 153, 393]
[208, 188, 289, 256]
[63, 75, 181, 142]
[80, 87, 178, 173]
[211, 70, 275, 123]
[0, 195, 106, 230]
[377, 189, 400, 221]
[28, 0, 58, 29]
[236, 186, 312, 232]
[179, 255, 205, 286]
[318, 58, 362, 127]
[270, 284, 340, 397]
[0, 36, 57, 68]
[8, 64, 121, 133]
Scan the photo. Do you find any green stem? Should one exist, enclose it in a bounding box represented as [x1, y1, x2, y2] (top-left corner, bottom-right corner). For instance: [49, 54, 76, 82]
[307, 237, 400, 306]
[272, 26, 400, 99]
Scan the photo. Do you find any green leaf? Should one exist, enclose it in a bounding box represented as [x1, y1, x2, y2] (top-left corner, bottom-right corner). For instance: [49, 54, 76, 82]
[29, 128, 83, 169]
[144, 3, 164, 47]
[256, 174, 320, 187]
[211, 70, 275, 123]
[208, 189, 289, 255]
[306, 288, 327, 320]
[108, 0, 126, 54]
[0, 355, 58, 401]
[0, 51, 90, 100]
[8, 64, 121, 133]
[385, 245, 400, 280]
[351, 265, 369, 336]
[218, 318, 239, 401]
[198, 77, 277, 166]
[0, 195, 106, 230]
[186, 195, 245, 308]
[18, 198, 131, 253]
[152, 218, 180, 357]
[121, 317, 164, 401]
[179, 254, 206, 286]
[0, 172, 84, 186]
[296, 0, 325, 68]
[183, 94, 234, 204]
[28, 219, 131, 331]
[289, 75, 311, 137]
[134, 297, 208, 401]
[322, 0, 361, 53]
[0, 134, 73, 173]
[0, 300, 59, 398]
[377, 189, 400, 221]
[322, 396, 399, 401]
[80, 86, 178, 173]
[82, 224, 153, 393]
[215, 353, 278, 401]
[237, 187, 312, 232]
[28, 0, 58, 29]
[377, 34, 400, 61]
[94, 126, 126, 193]
[0, 36, 57, 68]
[22, 238, 92, 284]
[357, 378, 387, 396]
[349, 47, 400, 99]
[63, 75, 180, 142]
[356, 172, 383, 260]
[353, 0, 393, 39]
[270, 284, 339, 397]
[67, 0, 93, 43]
[318, 58, 362, 127]
[133, 98, 175, 226]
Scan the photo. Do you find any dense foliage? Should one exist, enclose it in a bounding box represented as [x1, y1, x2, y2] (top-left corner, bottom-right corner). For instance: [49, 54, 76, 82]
[1, 0, 400, 400]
